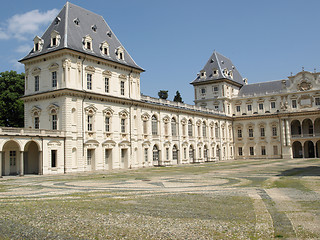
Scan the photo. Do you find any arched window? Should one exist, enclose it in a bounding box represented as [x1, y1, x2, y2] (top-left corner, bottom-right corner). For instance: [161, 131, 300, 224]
[202, 121, 207, 137]
[189, 145, 194, 161]
[188, 120, 193, 137]
[171, 118, 177, 136]
[151, 115, 158, 135]
[173, 145, 178, 161]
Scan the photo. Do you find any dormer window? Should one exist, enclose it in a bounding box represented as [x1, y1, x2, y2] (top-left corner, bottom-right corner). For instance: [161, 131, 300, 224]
[33, 36, 44, 52]
[50, 30, 61, 48]
[55, 17, 61, 25]
[200, 70, 206, 78]
[83, 35, 93, 51]
[74, 18, 80, 25]
[100, 41, 109, 56]
[92, 25, 97, 32]
[116, 46, 124, 60]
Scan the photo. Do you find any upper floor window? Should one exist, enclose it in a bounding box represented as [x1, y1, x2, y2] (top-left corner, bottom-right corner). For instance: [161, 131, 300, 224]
[272, 127, 277, 136]
[271, 102, 276, 109]
[105, 117, 110, 132]
[87, 115, 93, 131]
[171, 118, 177, 136]
[247, 104, 252, 111]
[151, 115, 158, 135]
[87, 74, 92, 90]
[120, 81, 125, 95]
[35, 76, 39, 91]
[315, 97, 320, 106]
[50, 109, 58, 130]
[105, 77, 109, 93]
[259, 103, 264, 110]
[202, 122, 207, 137]
[188, 120, 193, 137]
[292, 100, 297, 108]
[201, 88, 206, 94]
[260, 127, 265, 137]
[121, 118, 126, 133]
[237, 129, 242, 138]
[248, 128, 254, 138]
[213, 86, 219, 92]
[52, 71, 57, 88]
[236, 106, 241, 112]
[34, 116, 39, 129]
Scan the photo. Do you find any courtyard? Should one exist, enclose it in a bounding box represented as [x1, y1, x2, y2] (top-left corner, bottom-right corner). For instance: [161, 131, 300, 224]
[0, 158, 319, 239]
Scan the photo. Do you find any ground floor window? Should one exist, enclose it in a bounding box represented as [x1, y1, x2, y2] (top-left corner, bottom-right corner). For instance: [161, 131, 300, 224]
[105, 149, 111, 164]
[153, 146, 159, 161]
[261, 146, 266, 155]
[273, 145, 278, 155]
[51, 150, 57, 168]
[238, 147, 243, 156]
[144, 148, 148, 162]
[249, 147, 254, 156]
[166, 148, 169, 160]
[183, 148, 187, 159]
[87, 149, 92, 165]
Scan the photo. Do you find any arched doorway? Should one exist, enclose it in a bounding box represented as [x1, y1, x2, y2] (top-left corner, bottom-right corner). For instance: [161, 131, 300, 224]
[2, 140, 21, 176]
[24, 141, 40, 175]
[152, 145, 159, 166]
[304, 141, 315, 158]
[172, 145, 178, 165]
[316, 141, 320, 158]
[302, 119, 313, 137]
[291, 120, 301, 136]
[292, 141, 302, 158]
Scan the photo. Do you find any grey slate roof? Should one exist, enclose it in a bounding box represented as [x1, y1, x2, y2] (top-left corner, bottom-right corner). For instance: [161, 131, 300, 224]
[191, 51, 243, 85]
[20, 2, 143, 71]
[238, 79, 290, 97]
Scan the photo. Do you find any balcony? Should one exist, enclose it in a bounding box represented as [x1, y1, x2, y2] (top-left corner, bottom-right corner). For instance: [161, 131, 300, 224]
[0, 127, 65, 137]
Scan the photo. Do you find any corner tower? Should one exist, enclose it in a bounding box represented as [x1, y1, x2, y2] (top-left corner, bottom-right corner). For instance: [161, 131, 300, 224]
[191, 51, 244, 116]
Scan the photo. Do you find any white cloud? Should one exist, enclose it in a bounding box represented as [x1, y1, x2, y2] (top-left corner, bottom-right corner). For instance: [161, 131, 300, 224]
[1, 8, 59, 41]
[9, 59, 24, 72]
[15, 44, 32, 53]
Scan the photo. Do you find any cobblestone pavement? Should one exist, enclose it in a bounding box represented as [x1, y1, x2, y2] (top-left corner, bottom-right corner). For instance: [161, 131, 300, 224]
[0, 158, 319, 239]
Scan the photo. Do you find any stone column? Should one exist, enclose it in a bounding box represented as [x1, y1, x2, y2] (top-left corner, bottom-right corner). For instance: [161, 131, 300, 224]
[281, 119, 286, 146]
[285, 119, 291, 146]
[38, 151, 43, 175]
[314, 144, 317, 158]
[19, 151, 24, 176]
[0, 151, 2, 178]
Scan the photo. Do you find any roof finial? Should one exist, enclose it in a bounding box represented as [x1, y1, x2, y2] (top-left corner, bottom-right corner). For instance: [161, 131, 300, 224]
[302, 66, 304, 71]
[314, 68, 316, 73]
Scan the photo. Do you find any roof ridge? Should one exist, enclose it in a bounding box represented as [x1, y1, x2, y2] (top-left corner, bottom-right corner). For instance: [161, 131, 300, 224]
[246, 79, 288, 86]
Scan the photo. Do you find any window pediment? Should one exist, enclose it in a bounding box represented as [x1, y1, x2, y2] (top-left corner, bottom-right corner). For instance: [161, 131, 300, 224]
[85, 66, 96, 73]
[47, 104, 59, 114]
[102, 70, 112, 77]
[31, 106, 41, 116]
[141, 113, 150, 121]
[48, 63, 59, 71]
[119, 110, 129, 119]
[103, 107, 114, 117]
[32, 67, 41, 75]
[119, 74, 127, 80]
[84, 105, 97, 115]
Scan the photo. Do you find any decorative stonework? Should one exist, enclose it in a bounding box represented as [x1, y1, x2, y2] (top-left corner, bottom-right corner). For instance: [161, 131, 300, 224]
[103, 107, 114, 117]
[163, 116, 170, 123]
[102, 70, 112, 77]
[49, 63, 59, 70]
[141, 113, 150, 121]
[84, 105, 97, 115]
[298, 94, 313, 108]
[119, 110, 129, 119]
[85, 66, 96, 73]
[32, 67, 41, 75]
[297, 80, 312, 91]
[102, 140, 116, 148]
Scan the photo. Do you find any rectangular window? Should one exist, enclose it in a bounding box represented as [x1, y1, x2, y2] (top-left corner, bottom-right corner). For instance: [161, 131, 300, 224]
[260, 127, 265, 137]
[121, 118, 125, 133]
[35, 76, 39, 91]
[52, 37, 56, 46]
[52, 71, 57, 88]
[35, 117, 39, 129]
[105, 117, 110, 132]
[87, 73, 92, 90]
[86, 42, 91, 50]
[272, 127, 277, 136]
[292, 100, 297, 108]
[52, 114, 57, 130]
[273, 145, 278, 155]
[237, 129, 242, 138]
[249, 128, 253, 138]
[249, 147, 254, 156]
[261, 146, 266, 156]
[9, 151, 16, 166]
[166, 148, 169, 160]
[202, 125, 206, 137]
[184, 148, 187, 159]
[201, 88, 206, 94]
[120, 81, 125, 95]
[51, 150, 57, 168]
[87, 149, 92, 165]
[315, 97, 320, 106]
[105, 149, 110, 164]
[87, 115, 93, 131]
[214, 105, 219, 110]
[271, 102, 276, 109]
[213, 86, 218, 92]
[236, 106, 241, 112]
[144, 148, 148, 162]
[259, 103, 264, 110]
[105, 77, 109, 93]
[247, 104, 252, 111]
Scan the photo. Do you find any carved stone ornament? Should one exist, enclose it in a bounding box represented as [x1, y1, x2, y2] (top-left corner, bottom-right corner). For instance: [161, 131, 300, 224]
[163, 116, 170, 123]
[297, 80, 312, 91]
[141, 113, 150, 121]
[180, 118, 187, 125]
[103, 107, 114, 117]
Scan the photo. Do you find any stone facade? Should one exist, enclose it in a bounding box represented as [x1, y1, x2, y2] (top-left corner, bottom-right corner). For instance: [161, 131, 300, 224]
[0, 3, 319, 177]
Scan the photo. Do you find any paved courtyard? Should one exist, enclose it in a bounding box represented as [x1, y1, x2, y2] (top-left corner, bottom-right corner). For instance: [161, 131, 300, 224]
[0, 158, 319, 239]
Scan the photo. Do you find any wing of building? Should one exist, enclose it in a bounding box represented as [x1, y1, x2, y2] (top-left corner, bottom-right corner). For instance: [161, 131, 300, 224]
[0, 2, 319, 177]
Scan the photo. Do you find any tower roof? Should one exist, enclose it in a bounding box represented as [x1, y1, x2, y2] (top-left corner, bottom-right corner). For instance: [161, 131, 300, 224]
[191, 51, 243, 85]
[20, 2, 143, 71]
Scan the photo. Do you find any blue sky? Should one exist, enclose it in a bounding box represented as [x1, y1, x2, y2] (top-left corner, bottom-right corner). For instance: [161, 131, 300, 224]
[0, 0, 319, 104]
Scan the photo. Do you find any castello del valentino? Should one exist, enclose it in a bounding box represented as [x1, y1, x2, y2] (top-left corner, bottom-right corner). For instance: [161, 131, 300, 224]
[0, 2, 319, 176]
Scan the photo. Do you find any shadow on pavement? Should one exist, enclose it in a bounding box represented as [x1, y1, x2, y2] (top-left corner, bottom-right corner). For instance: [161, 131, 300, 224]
[277, 166, 320, 176]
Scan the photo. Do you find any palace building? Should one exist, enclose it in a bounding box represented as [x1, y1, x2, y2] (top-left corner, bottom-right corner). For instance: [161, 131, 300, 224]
[0, 2, 319, 176]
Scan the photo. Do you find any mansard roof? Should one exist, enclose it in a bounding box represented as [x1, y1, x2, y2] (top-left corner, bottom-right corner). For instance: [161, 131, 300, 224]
[238, 79, 290, 97]
[20, 2, 143, 71]
[191, 51, 243, 86]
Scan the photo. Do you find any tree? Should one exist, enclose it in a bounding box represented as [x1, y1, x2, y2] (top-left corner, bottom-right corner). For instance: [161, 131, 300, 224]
[158, 90, 168, 100]
[0, 71, 25, 127]
[173, 91, 183, 103]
